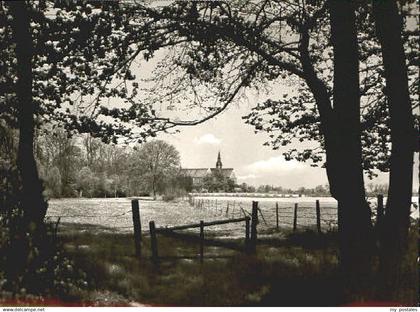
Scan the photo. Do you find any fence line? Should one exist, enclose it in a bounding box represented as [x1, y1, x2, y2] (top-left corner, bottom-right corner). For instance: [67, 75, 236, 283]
[44, 195, 388, 267]
[189, 196, 341, 233]
[46, 209, 132, 219]
[189, 195, 390, 234]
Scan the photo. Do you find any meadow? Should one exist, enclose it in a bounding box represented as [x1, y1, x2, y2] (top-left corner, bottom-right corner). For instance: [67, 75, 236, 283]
[47, 195, 418, 237]
[43, 196, 418, 306]
[47, 196, 340, 237]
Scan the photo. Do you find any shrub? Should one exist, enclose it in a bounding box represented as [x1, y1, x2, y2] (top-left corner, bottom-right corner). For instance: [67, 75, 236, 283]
[0, 163, 88, 303]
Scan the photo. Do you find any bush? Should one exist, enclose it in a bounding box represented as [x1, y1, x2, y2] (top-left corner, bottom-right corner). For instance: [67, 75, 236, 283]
[162, 186, 187, 202]
[162, 194, 176, 202]
[0, 163, 88, 303]
[0, 219, 88, 303]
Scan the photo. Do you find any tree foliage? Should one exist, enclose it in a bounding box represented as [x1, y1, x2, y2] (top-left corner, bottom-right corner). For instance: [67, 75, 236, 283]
[0, 1, 172, 143]
[201, 170, 235, 193]
[130, 140, 181, 198]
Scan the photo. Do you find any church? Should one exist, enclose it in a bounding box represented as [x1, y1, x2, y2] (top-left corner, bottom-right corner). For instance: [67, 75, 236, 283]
[181, 152, 236, 190]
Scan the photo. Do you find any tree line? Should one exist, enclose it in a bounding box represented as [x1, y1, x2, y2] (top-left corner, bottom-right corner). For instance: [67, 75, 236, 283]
[236, 183, 331, 197]
[36, 132, 187, 199]
[0, 123, 189, 199]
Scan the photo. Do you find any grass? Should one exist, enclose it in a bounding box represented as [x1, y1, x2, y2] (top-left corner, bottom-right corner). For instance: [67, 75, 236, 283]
[57, 228, 340, 306]
[54, 225, 417, 307]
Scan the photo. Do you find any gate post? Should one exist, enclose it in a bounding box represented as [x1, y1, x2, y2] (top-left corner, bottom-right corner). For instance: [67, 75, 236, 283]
[293, 203, 298, 232]
[131, 199, 141, 258]
[316, 200, 321, 234]
[250, 201, 258, 254]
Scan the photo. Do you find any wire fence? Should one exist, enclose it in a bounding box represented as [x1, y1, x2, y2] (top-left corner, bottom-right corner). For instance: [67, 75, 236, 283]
[45, 208, 135, 231]
[188, 197, 339, 233]
[44, 197, 339, 238]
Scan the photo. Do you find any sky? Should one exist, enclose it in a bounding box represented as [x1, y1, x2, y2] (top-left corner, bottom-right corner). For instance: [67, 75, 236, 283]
[159, 103, 329, 188]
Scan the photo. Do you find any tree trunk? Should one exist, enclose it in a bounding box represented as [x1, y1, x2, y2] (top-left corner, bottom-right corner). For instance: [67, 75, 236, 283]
[153, 180, 157, 200]
[328, 0, 374, 287]
[9, 1, 47, 226]
[372, 0, 415, 300]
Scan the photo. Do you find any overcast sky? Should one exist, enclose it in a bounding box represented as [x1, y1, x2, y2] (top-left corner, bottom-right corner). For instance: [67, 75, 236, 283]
[159, 103, 327, 188]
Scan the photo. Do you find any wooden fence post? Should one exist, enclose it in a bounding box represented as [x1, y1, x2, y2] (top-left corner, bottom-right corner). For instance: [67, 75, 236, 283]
[276, 202, 279, 230]
[149, 221, 158, 265]
[131, 199, 141, 257]
[245, 216, 250, 248]
[226, 202, 230, 217]
[250, 201, 258, 253]
[376, 194, 384, 226]
[316, 200, 321, 234]
[293, 203, 298, 232]
[199, 221, 204, 263]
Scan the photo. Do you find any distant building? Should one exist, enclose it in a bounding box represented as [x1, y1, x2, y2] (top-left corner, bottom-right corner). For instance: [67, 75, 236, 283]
[181, 152, 236, 190]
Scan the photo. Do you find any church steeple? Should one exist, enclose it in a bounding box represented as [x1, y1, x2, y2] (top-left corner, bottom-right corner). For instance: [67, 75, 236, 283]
[216, 151, 223, 169]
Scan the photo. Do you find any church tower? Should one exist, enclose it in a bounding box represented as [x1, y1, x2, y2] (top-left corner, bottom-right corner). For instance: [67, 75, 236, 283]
[216, 151, 223, 169]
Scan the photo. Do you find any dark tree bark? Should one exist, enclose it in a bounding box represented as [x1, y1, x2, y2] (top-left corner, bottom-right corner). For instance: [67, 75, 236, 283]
[8, 1, 47, 226]
[328, 0, 374, 281]
[372, 0, 416, 299]
[296, 1, 374, 286]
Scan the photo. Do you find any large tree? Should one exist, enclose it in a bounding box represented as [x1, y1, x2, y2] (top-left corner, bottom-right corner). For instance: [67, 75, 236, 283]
[131, 140, 181, 199]
[0, 1, 174, 220]
[0, 1, 185, 285]
[8, 1, 47, 226]
[328, 0, 374, 278]
[372, 0, 417, 299]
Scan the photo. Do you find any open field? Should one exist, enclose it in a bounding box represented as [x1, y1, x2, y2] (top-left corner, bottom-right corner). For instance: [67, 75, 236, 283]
[47, 197, 340, 238]
[47, 196, 418, 238]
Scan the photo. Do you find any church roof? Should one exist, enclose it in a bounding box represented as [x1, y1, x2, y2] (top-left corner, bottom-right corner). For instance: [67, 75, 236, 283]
[180, 168, 209, 178]
[181, 152, 234, 179]
[181, 168, 234, 178]
[210, 168, 234, 177]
